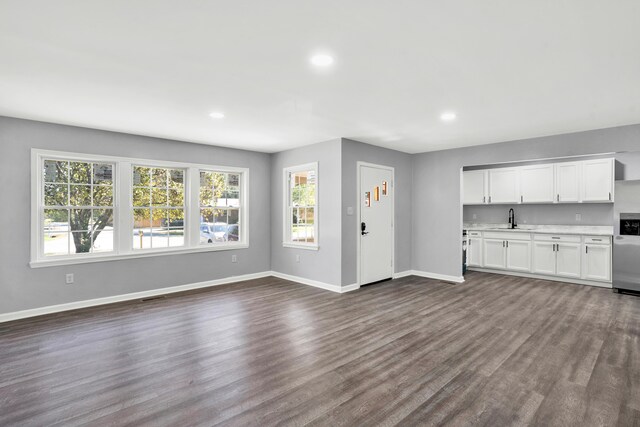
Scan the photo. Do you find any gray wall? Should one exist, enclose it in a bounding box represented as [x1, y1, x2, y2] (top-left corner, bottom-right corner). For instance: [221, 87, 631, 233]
[412, 123, 640, 279]
[341, 139, 413, 285]
[270, 139, 343, 286]
[463, 204, 613, 226]
[0, 117, 271, 314]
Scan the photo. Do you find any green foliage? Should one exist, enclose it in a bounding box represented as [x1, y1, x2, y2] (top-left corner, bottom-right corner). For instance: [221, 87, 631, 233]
[43, 160, 114, 253]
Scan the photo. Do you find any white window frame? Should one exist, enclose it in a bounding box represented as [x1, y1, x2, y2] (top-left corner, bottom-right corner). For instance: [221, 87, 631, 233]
[31, 149, 249, 268]
[283, 162, 319, 250]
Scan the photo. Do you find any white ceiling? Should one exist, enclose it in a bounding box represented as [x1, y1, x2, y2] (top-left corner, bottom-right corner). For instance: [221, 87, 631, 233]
[1, 1, 639, 153]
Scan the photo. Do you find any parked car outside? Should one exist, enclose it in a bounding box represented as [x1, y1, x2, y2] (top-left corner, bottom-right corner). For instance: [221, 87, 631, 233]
[227, 224, 239, 241]
[200, 222, 228, 243]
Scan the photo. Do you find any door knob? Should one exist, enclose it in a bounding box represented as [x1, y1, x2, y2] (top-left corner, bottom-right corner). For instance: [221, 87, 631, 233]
[361, 222, 369, 235]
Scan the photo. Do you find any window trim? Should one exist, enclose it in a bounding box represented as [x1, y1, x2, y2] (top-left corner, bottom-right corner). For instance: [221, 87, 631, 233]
[282, 162, 319, 250]
[31, 149, 249, 268]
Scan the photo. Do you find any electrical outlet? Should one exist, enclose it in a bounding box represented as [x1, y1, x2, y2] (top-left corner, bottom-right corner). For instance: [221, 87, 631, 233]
[575, 213, 582, 222]
[295, 255, 300, 263]
[231, 254, 237, 263]
[346, 206, 354, 216]
[65, 273, 74, 284]
[472, 213, 477, 220]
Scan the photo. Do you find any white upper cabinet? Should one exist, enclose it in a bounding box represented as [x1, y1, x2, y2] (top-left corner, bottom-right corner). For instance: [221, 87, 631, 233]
[582, 159, 614, 202]
[520, 164, 555, 203]
[463, 170, 488, 205]
[555, 162, 581, 203]
[488, 168, 520, 204]
[462, 158, 614, 205]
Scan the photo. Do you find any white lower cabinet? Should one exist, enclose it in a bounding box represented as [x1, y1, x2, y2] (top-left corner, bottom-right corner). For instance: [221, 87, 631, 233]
[484, 239, 507, 269]
[467, 237, 483, 267]
[506, 240, 531, 272]
[583, 243, 611, 282]
[532, 242, 556, 275]
[556, 243, 581, 278]
[469, 230, 611, 286]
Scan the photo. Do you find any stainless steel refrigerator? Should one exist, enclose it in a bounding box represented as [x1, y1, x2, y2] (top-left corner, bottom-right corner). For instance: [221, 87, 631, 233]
[613, 180, 640, 292]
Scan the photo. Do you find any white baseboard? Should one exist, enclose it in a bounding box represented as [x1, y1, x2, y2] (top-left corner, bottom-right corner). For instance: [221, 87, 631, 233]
[468, 267, 612, 289]
[341, 283, 360, 293]
[404, 270, 465, 284]
[392, 270, 413, 279]
[0, 271, 271, 323]
[269, 271, 346, 293]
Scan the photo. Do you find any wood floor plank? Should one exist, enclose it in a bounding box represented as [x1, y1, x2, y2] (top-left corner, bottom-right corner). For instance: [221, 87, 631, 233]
[1, 272, 639, 426]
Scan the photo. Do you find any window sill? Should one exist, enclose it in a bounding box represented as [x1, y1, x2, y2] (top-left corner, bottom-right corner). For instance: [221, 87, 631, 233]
[30, 243, 250, 268]
[282, 242, 319, 251]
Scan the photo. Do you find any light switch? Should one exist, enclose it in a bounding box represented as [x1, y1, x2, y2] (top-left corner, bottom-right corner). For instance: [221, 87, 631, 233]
[575, 213, 582, 222]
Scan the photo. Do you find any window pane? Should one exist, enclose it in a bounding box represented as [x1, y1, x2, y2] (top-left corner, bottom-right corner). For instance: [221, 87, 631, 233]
[152, 229, 169, 248]
[306, 225, 315, 243]
[92, 229, 113, 253]
[133, 228, 151, 250]
[133, 166, 151, 186]
[134, 208, 151, 228]
[200, 208, 215, 223]
[169, 228, 184, 247]
[152, 168, 167, 187]
[200, 172, 214, 206]
[227, 224, 239, 241]
[93, 185, 113, 206]
[44, 183, 68, 206]
[133, 187, 150, 207]
[44, 209, 69, 233]
[152, 208, 168, 227]
[214, 208, 227, 224]
[151, 188, 167, 206]
[93, 164, 113, 185]
[213, 173, 225, 205]
[168, 209, 184, 228]
[227, 209, 239, 225]
[92, 209, 114, 230]
[70, 162, 92, 184]
[70, 185, 91, 206]
[44, 232, 69, 256]
[71, 231, 92, 253]
[306, 207, 314, 224]
[70, 209, 91, 231]
[228, 174, 240, 189]
[44, 160, 68, 183]
[168, 189, 184, 207]
[169, 170, 184, 188]
[227, 190, 240, 207]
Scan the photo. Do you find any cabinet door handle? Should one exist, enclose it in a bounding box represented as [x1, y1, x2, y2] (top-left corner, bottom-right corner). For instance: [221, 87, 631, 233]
[483, 196, 486, 203]
[557, 194, 560, 202]
[556, 244, 559, 252]
[506, 241, 509, 248]
[489, 196, 492, 203]
[609, 192, 612, 201]
[586, 246, 589, 254]
[521, 195, 523, 203]
[503, 241, 505, 248]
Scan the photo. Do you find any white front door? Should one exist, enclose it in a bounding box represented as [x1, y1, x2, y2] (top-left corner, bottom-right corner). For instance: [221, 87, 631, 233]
[360, 164, 394, 285]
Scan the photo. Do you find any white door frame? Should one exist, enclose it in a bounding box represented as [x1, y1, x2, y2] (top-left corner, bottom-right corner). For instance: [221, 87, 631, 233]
[356, 161, 395, 286]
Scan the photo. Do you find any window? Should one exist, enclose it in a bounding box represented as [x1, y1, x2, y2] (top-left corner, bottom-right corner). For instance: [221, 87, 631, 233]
[199, 171, 242, 244]
[42, 159, 114, 256]
[132, 166, 185, 249]
[32, 149, 248, 267]
[283, 163, 318, 249]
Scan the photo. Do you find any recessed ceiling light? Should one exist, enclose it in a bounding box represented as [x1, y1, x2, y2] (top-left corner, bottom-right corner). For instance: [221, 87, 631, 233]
[209, 112, 225, 119]
[310, 54, 334, 67]
[440, 112, 457, 122]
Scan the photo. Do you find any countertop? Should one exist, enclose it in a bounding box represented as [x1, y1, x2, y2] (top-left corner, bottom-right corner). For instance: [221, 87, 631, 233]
[463, 223, 613, 236]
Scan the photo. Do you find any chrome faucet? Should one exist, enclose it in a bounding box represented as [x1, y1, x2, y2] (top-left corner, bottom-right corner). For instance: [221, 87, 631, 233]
[508, 208, 517, 229]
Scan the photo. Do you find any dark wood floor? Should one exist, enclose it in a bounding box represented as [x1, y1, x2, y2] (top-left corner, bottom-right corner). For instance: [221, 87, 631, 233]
[1, 272, 639, 426]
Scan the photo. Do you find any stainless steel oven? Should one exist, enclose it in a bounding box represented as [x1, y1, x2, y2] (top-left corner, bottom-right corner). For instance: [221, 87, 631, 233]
[613, 180, 640, 292]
